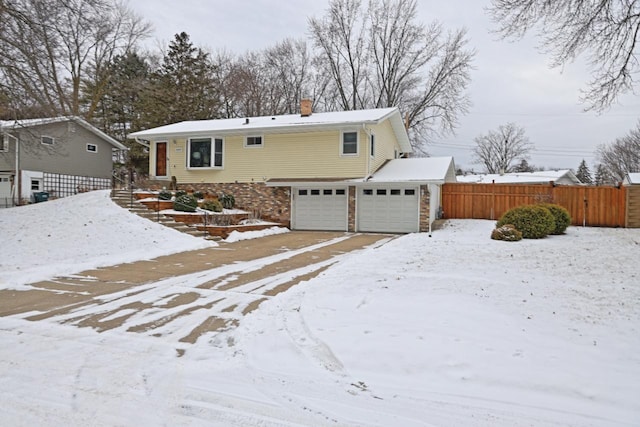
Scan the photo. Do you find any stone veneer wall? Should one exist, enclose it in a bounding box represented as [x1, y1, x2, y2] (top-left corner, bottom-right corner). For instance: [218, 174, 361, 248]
[419, 184, 431, 232]
[185, 182, 291, 227]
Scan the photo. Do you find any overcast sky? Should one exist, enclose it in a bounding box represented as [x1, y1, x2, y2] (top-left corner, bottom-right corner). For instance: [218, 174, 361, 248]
[130, 0, 639, 171]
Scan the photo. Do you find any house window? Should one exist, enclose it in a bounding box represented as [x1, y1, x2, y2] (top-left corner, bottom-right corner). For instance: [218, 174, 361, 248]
[31, 179, 40, 190]
[245, 135, 263, 147]
[41, 136, 54, 145]
[341, 131, 358, 155]
[188, 137, 223, 168]
[370, 134, 375, 157]
[86, 144, 98, 153]
[0, 134, 8, 152]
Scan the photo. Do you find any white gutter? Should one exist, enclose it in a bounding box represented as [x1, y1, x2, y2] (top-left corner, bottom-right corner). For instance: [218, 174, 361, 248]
[134, 137, 150, 148]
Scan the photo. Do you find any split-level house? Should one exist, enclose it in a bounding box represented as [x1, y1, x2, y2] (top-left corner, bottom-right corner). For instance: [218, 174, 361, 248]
[129, 101, 456, 233]
[0, 116, 126, 206]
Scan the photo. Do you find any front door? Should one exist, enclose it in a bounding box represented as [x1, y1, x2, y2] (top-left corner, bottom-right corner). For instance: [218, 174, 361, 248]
[155, 142, 167, 177]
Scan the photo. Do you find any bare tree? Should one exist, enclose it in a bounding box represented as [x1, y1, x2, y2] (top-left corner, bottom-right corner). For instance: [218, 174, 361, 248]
[596, 121, 640, 181]
[309, 0, 474, 152]
[309, 0, 370, 111]
[473, 123, 534, 174]
[488, 0, 640, 111]
[0, 0, 151, 119]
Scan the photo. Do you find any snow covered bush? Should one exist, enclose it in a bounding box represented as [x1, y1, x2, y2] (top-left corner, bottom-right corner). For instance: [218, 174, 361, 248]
[193, 190, 204, 199]
[158, 189, 172, 201]
[496, 205, 555, 239]
[538, 203, 571, 235]
[201, 199, 223, 212]
[174, 194, 198, 212]
[175, 189, 187, 199]
[491, 224, 523, 241]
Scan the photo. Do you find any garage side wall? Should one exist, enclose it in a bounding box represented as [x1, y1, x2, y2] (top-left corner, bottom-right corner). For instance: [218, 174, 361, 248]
[419, 184, 431, 232]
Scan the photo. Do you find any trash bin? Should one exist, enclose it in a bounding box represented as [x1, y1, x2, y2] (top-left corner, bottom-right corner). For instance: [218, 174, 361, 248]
[33, 192, 49, 203]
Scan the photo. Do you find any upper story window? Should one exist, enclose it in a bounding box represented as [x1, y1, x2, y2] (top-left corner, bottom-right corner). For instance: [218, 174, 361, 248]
[341, 130, 358, 155]
[41, 135, 54, 146]
[188, 137, 223, 168]
[86, 144, 97, 153]
[245, 135, 263, 147]
[0, 134, 8, 152]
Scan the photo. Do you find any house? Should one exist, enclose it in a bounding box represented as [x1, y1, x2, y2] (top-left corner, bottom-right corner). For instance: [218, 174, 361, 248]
[456, 170, 582, 185]
[129, 102, 456, 233]
[0, 116, 127, 206]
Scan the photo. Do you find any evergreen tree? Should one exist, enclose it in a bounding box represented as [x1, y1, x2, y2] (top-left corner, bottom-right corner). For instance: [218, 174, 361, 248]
[575, 159, 593, 184]
[513, 159, 535, 173]
[594, 163, 614, 185]
[142, 32, 220, 127]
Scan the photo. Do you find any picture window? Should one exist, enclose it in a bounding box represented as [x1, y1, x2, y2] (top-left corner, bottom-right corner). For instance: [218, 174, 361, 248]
[188, 137, 223, 168]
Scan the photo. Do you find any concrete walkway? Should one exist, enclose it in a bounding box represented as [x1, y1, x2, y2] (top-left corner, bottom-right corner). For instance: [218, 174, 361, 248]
[0, 231, 393, 349]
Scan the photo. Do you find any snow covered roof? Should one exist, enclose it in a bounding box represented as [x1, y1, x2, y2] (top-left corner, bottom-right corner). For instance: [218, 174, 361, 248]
[623, 173, 640, 185]
[456, 170, 581, 185]
[0, 116, 126, 150]
[367, 157, 456, 183]
[128, 107, 412, 154]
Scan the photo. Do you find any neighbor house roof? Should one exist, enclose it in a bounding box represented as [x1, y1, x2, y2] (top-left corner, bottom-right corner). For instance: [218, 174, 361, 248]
[0, 116, 127, 150]
[367, 157, 457, 183]
[128, 107, 412, 154]
[623, 173, 640, 185]
[456, 170, 581, 185]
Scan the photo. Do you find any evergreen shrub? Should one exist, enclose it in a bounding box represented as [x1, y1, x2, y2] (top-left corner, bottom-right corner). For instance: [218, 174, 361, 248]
[538, 203, 571, 234]
[174, 194, 198, 212]
[220, 193, 235, 209]
[175, 189, 187, 198]
[496, 205, 555, 239]
[201, 199, 223, 212]
[491, 224, 523, 241]
[158, 189, 172, 200]
[193, 190, 204, 199]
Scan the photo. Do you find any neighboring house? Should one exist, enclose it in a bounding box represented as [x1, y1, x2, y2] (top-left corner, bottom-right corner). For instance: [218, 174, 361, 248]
[129, 102, 457, 233]
[0, 116, 126, 206]
[623, 173, 640, 228]
[622, 172, 640, 186]
[456, 170, 582, 185]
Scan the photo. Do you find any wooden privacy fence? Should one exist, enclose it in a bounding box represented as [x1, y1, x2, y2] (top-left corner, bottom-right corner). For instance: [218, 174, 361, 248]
[441, 183, 627, 227]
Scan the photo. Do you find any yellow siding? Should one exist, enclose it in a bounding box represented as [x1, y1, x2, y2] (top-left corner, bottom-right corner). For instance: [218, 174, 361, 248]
[154, 122, 403, 184]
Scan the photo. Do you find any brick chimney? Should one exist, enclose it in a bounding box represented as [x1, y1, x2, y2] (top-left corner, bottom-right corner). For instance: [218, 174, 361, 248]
[300, 98, 312, 117]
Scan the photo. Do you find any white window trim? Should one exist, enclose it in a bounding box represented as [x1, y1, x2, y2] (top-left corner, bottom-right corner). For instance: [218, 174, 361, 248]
[187, 136, 224, 169]
[244, 135, 264, 148]
[41, 135, 55, 146]
[86, 143, 98, 153]
[340, 129, 359, 156]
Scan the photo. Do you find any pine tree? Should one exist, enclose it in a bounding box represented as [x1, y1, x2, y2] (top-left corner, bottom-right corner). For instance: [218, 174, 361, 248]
[594, 163, 614, 185]
[142, 32, 220, 127]
[513, 159, 535, 173]
[575, 159, 593, 184]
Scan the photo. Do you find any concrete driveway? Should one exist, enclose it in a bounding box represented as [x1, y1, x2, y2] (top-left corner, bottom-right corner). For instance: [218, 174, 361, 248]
[0, 231, 393, 350]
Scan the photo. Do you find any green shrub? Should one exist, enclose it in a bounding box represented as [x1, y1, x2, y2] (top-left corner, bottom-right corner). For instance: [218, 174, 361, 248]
[193, 190, 204, 199]
[175, 189, 187, 198]
[220, 193, 235, 209]
[158, 189, 172, 201]
[539, 203, 571, 235]
[491, 224, 523, 241]
[201, 199, 223, 212]
[174, 194, 198, 212]
[497, 204, 555, 239]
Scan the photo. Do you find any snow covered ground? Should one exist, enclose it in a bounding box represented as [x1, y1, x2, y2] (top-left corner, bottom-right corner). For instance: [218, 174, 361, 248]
[0, 191, 638, 426]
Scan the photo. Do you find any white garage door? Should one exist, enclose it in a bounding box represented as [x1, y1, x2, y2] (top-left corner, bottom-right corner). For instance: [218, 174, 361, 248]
[293, 187, 348, 231]
[358, 186, 420, 233]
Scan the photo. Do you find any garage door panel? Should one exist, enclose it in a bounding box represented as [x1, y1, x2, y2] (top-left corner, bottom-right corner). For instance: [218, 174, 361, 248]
[358, 186, 419, 233]
[293, 188, 348, 231]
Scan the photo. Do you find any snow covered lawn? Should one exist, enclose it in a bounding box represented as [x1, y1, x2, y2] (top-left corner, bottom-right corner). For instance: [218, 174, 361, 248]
[0, 191, 638, 426]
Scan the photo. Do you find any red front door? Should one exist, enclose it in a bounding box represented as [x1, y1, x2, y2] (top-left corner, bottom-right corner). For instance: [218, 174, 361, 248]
[156, 142, 167, 177]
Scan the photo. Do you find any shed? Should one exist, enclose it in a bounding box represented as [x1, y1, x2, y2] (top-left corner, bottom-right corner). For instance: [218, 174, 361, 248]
[623, 173, 640, 228]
